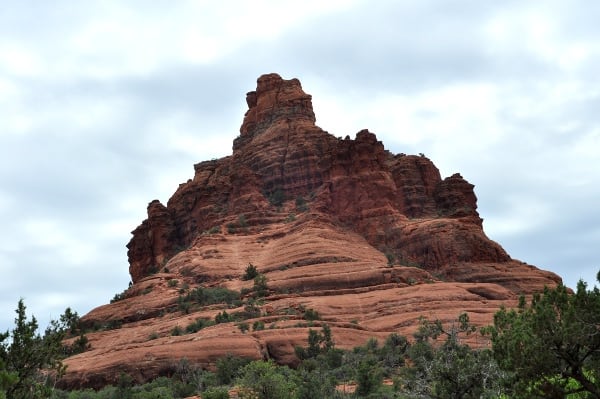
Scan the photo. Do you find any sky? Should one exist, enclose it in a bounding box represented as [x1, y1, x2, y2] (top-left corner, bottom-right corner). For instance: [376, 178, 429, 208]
[1, 0, 599, 332]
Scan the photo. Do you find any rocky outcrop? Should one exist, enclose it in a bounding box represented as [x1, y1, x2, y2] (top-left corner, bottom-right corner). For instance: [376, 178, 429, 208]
[64, 73, 563, 388]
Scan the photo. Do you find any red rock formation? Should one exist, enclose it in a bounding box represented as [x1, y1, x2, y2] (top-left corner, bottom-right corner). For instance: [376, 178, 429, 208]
[63, 74, 563, 388]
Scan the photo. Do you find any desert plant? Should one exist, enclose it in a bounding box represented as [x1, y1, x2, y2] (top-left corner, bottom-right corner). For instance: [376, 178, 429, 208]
[295, 196, 308, 212]
[167, 279, 178, 287]
[0, 300, 67, 399]
[252, 274, 269, 298]
[487, 277, 600, 398]
[237, 323, 249, 333]
[303, 308, 321, 321]
[252, 321, 265, 331]
[242, 264, 259, 281]
[171, 326, 183, 336]
[185, 318, 214, 334]
[267, 189, 285, 207]
[216, 354, 252, 385]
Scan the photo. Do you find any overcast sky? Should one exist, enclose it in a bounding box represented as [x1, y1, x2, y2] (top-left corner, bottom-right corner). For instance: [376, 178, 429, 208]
[1, 0, 599, 332]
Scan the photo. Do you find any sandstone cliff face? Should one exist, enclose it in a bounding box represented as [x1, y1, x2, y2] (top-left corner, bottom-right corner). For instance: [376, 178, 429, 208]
[64, 74, 562, 389]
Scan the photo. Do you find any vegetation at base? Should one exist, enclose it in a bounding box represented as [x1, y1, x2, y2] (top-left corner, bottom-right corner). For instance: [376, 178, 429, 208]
[4, 272, 600, 398]
[484, 274, 600, 398]
[0, 300, 81, 399]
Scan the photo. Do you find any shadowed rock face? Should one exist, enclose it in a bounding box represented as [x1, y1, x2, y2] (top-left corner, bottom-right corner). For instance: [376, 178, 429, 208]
[64, 74, 562, 389]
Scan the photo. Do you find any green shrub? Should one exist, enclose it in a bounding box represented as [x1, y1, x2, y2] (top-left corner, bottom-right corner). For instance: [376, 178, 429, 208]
[202, 387, 230, 399]
[303, 308, 321, 321]
[171, 326, 183, 336]
[237, 323, 249, 333]
[267, 189, 285, 207]
[295, 196, 308, 212]
[226, 223, 236, 234]
[142, 286, 153, 295]
[179, 287, 240, 311]
[215, 310, 231, 324]
[242, 264, 259, 281]
[110, 290, 128, 303]
[167, 279, 178, 287]
[206, 225, 221, 234]
[216, 354, 252, 385]
[252, 321, 265, 331]
[252, 274, 269, 298]
[237, 360, 297, 399]
[185, 318, 214, 334]
[385, 252, 395, 266]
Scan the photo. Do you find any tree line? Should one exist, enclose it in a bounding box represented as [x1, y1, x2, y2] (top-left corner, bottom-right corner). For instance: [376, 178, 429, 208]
[2, 274, 600, 398]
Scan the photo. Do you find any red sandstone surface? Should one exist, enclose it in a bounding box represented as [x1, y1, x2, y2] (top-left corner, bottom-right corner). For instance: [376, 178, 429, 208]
[61, 73, 561, 389]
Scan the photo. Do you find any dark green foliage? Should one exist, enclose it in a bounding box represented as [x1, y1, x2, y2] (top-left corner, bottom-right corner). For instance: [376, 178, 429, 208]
[215, 354, 252, 385]
[59, 307, 81, 335]
[63, 333, 90, 356]
[187, 287, 240, 306]
[252, 274, 269, 298]
[185, 318, 214, 334]
[488, 279, 600, 398]
[205, 225, 221, 235]
[385, 253, 395, 266]
[178, 287, 240, 313]
[215, 302, 261, 325]
[400, 313, 504, 399]
[295, 325, 335, 361]
[295, 196, 308, 212]
[110, 290, 128, 303]
[167, 279, 178, 288]
[267, 189, 285, 207]
[237, 323, 249, 333]
[171, 326, 183, 336]
[252, 321, 264, 331]
[0, 358, 17, 399]
[295, 367, 336, 399]
[355, 356, 383, 397]
[0, 299, 66, 399]
[238, 302, 261, 319]
[174, 358, 215, 395]
[242, 264, 259, 281]
[237, 360, 298, 399]
[215, 310, 231, 324]
[226, 223, 236, 234]
[202, 387, 230, 399]
[116, 372, 134, 399]
[50, 375, 200, 398]
[177, 297, 191, 314]
[302, 308, 320, 321]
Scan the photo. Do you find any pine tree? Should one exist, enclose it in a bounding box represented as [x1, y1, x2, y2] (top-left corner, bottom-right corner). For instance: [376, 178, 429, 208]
[0, 299, 66, 399]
